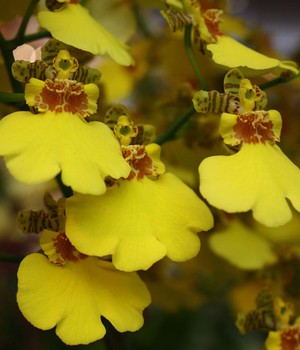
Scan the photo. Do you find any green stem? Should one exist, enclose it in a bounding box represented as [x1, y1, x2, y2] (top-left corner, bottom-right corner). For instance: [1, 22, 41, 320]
[184, 24, 208, 90]
[16, 0, 40, 41]
[132, 2, 152, 38]
[259, 70, 300, 90]
[0, 35, 23, 93]
[23, 30, 50, 43]
[0, 253, 24, 264]
[155, 105, 195, 145]
[0, 92, 25, 103]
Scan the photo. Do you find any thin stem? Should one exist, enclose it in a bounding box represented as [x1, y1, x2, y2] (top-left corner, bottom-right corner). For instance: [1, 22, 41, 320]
[0, 35, 23, 93]
[16, 0, 40, 41]
[184, 24, 208, 90]
[132, 2, 152, 38]
[259, 70, 300, 90]
[0, 92, 25, 103]
[0, 253, 24, 264]
[23, 30, 50, 43]
[155, 105, 195, 145]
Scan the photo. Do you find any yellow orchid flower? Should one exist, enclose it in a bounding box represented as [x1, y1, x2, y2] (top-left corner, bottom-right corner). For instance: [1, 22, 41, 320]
[198, 68, 300, 227]
[169, 1, 298, 75]
[17, 230, 151, 345]
[65, 143, 214, 272]
[37, 1, 134, 66]
[0, 74, 130, 194]
[200, 6, 298, 75]
[200, 107, 300, 227]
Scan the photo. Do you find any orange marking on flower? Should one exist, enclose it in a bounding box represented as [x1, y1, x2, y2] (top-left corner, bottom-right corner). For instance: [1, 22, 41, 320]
[280, 326, 300, 350]
[53, 232, 87, 264]
[37, 79, 89, 116]
[122, 145, 158, 180]
[233, 112, 277, 144]
[203, 9, 224, 40]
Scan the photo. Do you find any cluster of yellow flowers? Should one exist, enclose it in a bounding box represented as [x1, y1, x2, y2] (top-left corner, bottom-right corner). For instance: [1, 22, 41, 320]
[1, 0, 300, 348]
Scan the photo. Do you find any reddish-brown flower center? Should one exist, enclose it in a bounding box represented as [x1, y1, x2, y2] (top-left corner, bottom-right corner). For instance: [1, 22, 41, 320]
[233, 112, 276, 144]
[53, 232, 87, 263]
[35, 79, 89, 116]
[122, 145, 158, 180]
[280, 327, 300, 350]
[203, 9, 224, 40]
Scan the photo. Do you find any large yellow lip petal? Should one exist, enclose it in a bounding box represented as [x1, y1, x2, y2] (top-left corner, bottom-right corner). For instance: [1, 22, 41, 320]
[17, 253, 151, 345]
[209, 220, 277, 270]
[199, 143, 300, 227]
[207, 36, 298, 74]
[65, 173, 214, 272]
[37, 4, 134, 66]
[0, 111, 130, 195]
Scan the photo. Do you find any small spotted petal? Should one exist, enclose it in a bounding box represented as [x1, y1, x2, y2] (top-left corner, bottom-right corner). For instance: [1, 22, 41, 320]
[37, 4, 134, 66]
[199, 143, 300, 227]
[65, 173, 214, 271]
[0, 111, 130, 195]
[17, 253, 151, 345]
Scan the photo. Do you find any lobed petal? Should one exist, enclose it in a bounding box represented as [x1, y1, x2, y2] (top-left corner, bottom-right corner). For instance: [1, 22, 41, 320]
[0, 111, 130, 194]
[209, 220, 277, 270]
[38, 4, 134, 66]
[199, 143, 300, 227]
[17, 253, 150, 345]
[207, 36, 298, 74]
[65, 173, 214, 271]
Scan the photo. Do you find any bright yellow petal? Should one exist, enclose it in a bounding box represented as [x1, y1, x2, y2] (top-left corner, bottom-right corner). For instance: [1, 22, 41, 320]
[24, 77, 45, 107]
[84, 83, 99, 115]
[17, 253, 151, 345]
[200, 143, 300, 227]
[0, 111, 130, 194]
[66, 173, 214, 271]
[219, 113, 239, 146]
[265, 331, 281, 350]
[37, 4, 134, 66]
[209, 220, 277, 270]
[207, 36, 298, 74]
